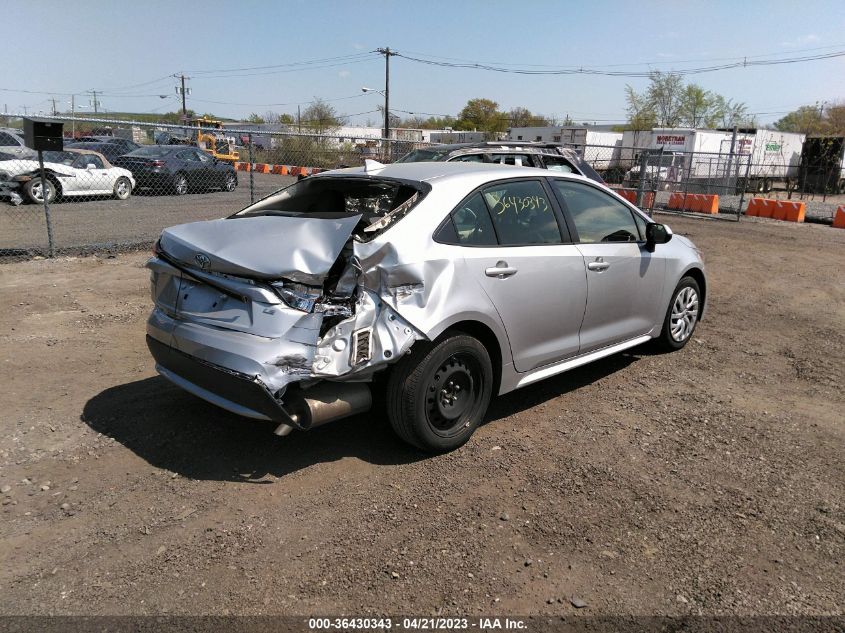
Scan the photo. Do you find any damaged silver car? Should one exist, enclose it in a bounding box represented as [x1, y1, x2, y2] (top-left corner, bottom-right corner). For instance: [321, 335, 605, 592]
[146, 161, 706, 452]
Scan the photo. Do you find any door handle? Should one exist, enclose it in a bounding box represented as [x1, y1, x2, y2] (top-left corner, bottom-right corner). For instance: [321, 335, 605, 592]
[587, 258, 610, 272]
[485, 261, 518, 278]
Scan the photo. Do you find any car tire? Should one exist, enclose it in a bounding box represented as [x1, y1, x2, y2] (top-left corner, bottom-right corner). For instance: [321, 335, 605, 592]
[386, 333, 493, 453]
[173, 173, 188, 196]
[656, 276, 701, 351]
[113, 176, 132, 200]
[24, 177, 57, 204]
[223, 172, 237, 192]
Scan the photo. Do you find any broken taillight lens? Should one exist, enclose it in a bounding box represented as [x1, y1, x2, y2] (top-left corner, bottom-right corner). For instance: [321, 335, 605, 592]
[270, 281, 322, 313]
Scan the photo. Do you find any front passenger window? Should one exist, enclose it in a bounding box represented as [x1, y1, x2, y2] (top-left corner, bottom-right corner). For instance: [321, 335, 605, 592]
[552, 180, 640, 243]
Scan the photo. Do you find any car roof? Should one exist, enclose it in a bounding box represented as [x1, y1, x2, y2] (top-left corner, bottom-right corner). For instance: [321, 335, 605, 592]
[59, 148, 113, 168]
[321, 160, 594, 185]
[420, 141, 575, 153]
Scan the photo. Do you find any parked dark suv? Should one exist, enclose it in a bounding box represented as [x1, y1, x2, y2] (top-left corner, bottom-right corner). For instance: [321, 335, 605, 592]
[396, 141, 605, 184]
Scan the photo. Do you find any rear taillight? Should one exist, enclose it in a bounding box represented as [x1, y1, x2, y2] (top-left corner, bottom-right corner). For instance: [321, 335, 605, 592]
[150, 160, 166, 167]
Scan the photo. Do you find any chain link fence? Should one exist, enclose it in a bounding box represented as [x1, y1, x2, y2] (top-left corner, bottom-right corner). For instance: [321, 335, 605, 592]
[0, 115, 428, 262]
[569, 142, 844, 223]
[3, 116, 844, 263]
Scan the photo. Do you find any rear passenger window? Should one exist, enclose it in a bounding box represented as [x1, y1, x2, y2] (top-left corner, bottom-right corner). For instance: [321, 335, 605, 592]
[482, 180, 561, 245]
[489, 154, 534, 167]
[450, 154, 485, 163]
[552, 180, 639, 243]
[448, 192, 497, 245]
[542, 155, 575, 173]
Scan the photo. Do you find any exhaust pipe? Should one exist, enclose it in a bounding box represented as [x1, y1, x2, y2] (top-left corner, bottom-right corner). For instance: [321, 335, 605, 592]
[273, 382, 372, 436]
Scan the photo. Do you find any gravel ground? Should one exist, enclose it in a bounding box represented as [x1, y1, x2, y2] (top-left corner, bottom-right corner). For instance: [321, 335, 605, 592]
[0, 216, 843, 620]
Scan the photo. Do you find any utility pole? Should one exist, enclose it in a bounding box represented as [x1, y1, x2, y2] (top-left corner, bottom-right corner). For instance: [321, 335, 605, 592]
[174, 74, 191, 123]
[376, 47, 397, 143]
[50, 98, 58, 116]
[297, 105, 301, 133]
[86, 90, 100, 113]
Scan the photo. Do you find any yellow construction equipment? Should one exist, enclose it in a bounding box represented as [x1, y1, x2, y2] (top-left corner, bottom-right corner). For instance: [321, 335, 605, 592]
[190, 116, 239, 163]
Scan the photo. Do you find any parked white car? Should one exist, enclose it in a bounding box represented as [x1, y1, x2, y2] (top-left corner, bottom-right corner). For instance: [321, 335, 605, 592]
[0, 148, 136, 203]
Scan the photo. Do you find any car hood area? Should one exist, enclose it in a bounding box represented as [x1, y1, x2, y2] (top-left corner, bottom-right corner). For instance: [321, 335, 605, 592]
[158, 214, 362, 285]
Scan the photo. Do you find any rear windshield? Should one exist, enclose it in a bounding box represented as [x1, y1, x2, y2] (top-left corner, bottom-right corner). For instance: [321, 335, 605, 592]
[396, 148, 453, 163]
[233, 176, 428, 241]
[127, 146, 171, 157]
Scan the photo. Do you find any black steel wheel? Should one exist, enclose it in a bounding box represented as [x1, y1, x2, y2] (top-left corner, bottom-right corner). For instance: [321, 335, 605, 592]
[386, 333, 493, 452]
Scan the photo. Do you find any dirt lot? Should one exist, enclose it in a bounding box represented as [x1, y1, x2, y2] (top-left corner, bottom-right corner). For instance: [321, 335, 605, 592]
[0, 216, 843, 618]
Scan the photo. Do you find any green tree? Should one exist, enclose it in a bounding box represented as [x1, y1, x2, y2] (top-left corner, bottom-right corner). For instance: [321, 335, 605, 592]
[774, 105, 826, 135]
[247, 112, 265, 123]
[301, 98, 345, 134]
[507, 107, 551, 128]
[455, 98, 507, 133]
[678, 84, 715, 128]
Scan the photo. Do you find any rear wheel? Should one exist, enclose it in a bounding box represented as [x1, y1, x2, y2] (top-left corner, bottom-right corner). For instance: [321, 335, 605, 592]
[24, 177, 57, 204]
[173, 173, 188, 196]
[113, 176, 132, 200]
[223, 172, 237, 192]
[386, 334, 493, 452]
[656, 276, 701, 351]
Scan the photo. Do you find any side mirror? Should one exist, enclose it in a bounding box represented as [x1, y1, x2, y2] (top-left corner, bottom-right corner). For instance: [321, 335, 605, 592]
[86, 163, 97, 169]
[645, 222, 672, 251]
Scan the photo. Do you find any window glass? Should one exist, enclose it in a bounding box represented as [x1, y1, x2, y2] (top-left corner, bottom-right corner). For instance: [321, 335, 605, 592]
[0, 132, 17, 146]
[177, 150, 198, 161]
[449, 192, 496, 246]
[482, 180, 561, 245]
[488, 154, 535, 167]
[75, 155, 103, 169]
[553, 180, 639, 243]
[450, 154, 485, 163]
[631, 211, 648, 241]
[196, 150, 212, 163]
[542, 155, 575, 173]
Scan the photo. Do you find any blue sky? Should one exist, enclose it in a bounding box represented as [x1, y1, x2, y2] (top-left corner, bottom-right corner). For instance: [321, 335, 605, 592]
[5, 0, 845, 126]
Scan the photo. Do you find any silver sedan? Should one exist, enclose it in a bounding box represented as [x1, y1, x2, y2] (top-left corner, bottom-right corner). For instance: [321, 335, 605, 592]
[145, 161, 706, 452]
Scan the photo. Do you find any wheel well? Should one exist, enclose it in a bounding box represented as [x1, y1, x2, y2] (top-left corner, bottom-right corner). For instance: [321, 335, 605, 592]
[442, 320, 503, 394]
[684, 268, 706, 318]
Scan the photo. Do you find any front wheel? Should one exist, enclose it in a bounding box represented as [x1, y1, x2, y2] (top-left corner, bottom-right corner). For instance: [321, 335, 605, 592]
[113, 176, 132, 200]
[386, 334, 493, 452]
[24, 177, 56, 204]
[656, 276, 701, 351]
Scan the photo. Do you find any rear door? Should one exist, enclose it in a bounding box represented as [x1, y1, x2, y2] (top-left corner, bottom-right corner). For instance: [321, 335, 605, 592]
[549, 178, 665, 352]
[436, 178, 587, 372]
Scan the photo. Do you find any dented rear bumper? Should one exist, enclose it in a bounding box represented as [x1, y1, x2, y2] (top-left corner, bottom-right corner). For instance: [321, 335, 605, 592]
[147, 334, 297, 425]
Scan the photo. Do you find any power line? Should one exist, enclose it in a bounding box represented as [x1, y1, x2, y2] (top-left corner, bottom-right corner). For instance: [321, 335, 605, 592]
[394, 49, 845, 78]
[399, 42, 845, 71]
[185, 52, 377, 75]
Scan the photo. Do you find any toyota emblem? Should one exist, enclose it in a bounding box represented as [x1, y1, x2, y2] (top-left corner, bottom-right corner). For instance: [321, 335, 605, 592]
[194, 253, 211, 270]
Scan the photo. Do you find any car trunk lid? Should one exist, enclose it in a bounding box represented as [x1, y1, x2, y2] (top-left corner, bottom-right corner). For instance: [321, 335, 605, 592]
[158, 214, 362, 285]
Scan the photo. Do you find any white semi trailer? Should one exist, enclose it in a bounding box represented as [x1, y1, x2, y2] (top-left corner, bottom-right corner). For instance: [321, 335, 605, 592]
[622, 128, 804, 192]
